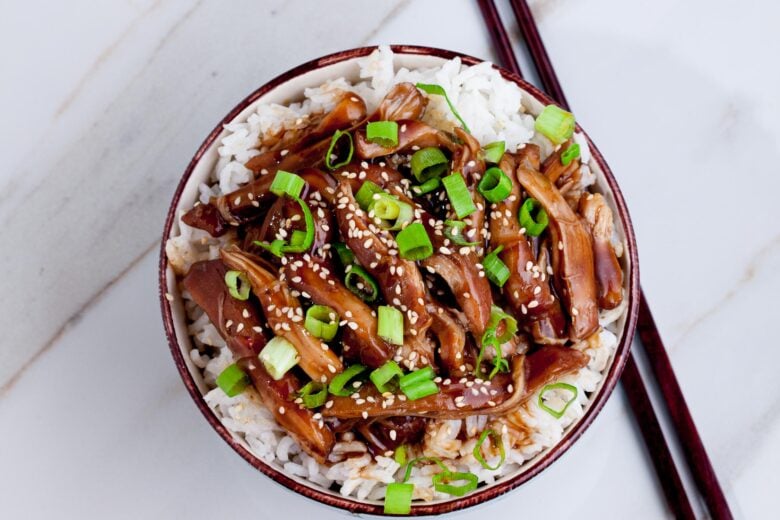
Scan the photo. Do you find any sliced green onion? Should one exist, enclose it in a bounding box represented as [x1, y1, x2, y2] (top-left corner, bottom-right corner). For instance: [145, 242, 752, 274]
[224, 270, 250, 301]
[483, 246, 510, 287]
[474, 333, 506, 380]
[259, 337, 300, 380]
[410, 147, 448, 182]
[560, 142, 581, 166]
[477, 166, 512, 203]
[270, 170, 305, 198]
[443, 219, 478, 246]
[412, 177, 441, 196]
[473, 429, 506, 470]
[399, 366, 435, 389]
[393, 444, 407, 465]
[366, 121, 399, 148]
[328, 364, 367, 396]
[416, 83, 470, 133]
[482, 141, 506, 163]
[298, 381, 328, 409]
[396, 222, 433, 261]
[325, 129, 353, 170]
[442, 172, 477, 219]
[369, 194, 414, 230]
[399, 457, 478, 500]
[378, 305, 404, 346]
[484, 305, 518, 344]
[216, 363, 249, 397]
[519, 197, 549, 237]
[384, 482, 414, 515]
[402, 379, 439, 400]
[345, 264, 379, 302]
[254, 239, 285, 258]
[538, 382, 578, 419]
[402, 456, 450, 482]
[489, 357, 510, 379]
[289, 229, 307, 247]
[280, 197, 315, 253]
[304, 305, 339, 341]
[355, 180, 385, 210]
[535, 105, 575, 145]
[333, 242, 355, 268]
[431, 471, 479, 496]
[400, 366, 439, 401]
[370, 360, 404, 393]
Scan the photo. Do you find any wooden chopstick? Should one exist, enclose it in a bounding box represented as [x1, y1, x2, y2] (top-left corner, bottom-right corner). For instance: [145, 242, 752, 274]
[621, 356, 696, 519]
[476, 0, 523, 77]
[637, 292, 734, 520]
[476, 1, 725, 518]
[504, 2, 734, 518]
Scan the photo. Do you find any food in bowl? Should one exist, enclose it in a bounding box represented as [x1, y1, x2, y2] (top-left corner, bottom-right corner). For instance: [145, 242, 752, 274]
[164, 46, 628, 514]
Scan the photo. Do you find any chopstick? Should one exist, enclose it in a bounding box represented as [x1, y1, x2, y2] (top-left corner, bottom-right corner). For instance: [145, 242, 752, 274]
[477, 1, 732, 518]
[637, 292, 734, 520]
[504, 2, 733, 518]
[476, 0, 523, 77]
[621, 356, 696, 519]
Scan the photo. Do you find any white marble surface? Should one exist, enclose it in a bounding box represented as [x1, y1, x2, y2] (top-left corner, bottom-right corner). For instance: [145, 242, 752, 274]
[1, 0, 777, 518]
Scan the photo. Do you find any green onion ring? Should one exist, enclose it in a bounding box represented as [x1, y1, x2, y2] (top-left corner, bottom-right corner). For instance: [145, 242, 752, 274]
[538, 382, 579, 419]
[472, 429, 506, 470]
[518, 197, 549, 237]
[325, 129, 353, 170]
[410, 147, 448, 182]
[344, 264, 380, 302]
[431, 471, 479, 496]
[328, 364, 367, 396]
[224, 270, 250, 300]
[477, 166, 512, 203]
[298, 381, 328, 409]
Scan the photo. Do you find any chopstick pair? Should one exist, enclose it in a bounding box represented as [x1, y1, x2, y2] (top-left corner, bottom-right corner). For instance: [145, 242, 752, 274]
[476, 1, 733, 518]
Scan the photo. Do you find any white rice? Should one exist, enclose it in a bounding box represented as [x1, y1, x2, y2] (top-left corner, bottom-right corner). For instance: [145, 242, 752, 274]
[167, 46, 622, 505]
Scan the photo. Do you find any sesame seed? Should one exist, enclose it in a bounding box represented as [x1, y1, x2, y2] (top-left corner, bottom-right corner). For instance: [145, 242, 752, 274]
[361, 411, 369, 419]
[278, 406, 286, 414]
[528, 300, 539, 309]
[389, 430, 397, 441]
[164, 292, 174, 301]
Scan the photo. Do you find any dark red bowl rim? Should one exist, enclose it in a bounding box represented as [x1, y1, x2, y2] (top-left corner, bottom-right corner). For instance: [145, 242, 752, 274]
[158, 45, 640, 516]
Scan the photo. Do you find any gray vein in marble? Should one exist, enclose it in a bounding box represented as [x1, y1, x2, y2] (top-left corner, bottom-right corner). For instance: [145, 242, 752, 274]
[54, 0, 165, 118]
[725, 397, 780, 482]
[670, 234, 780, 353]
[0, 240, 158, 399]
[359, 0, 410, 45]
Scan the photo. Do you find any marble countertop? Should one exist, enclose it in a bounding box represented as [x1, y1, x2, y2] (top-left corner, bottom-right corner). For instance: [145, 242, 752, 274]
[1, 0, 777, 518]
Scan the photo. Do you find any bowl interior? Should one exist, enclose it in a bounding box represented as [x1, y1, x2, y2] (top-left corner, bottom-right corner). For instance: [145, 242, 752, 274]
[160, 46, 638, 515]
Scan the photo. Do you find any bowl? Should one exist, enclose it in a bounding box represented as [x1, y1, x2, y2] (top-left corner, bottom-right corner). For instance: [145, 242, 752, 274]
[159, 45, 639, 515]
